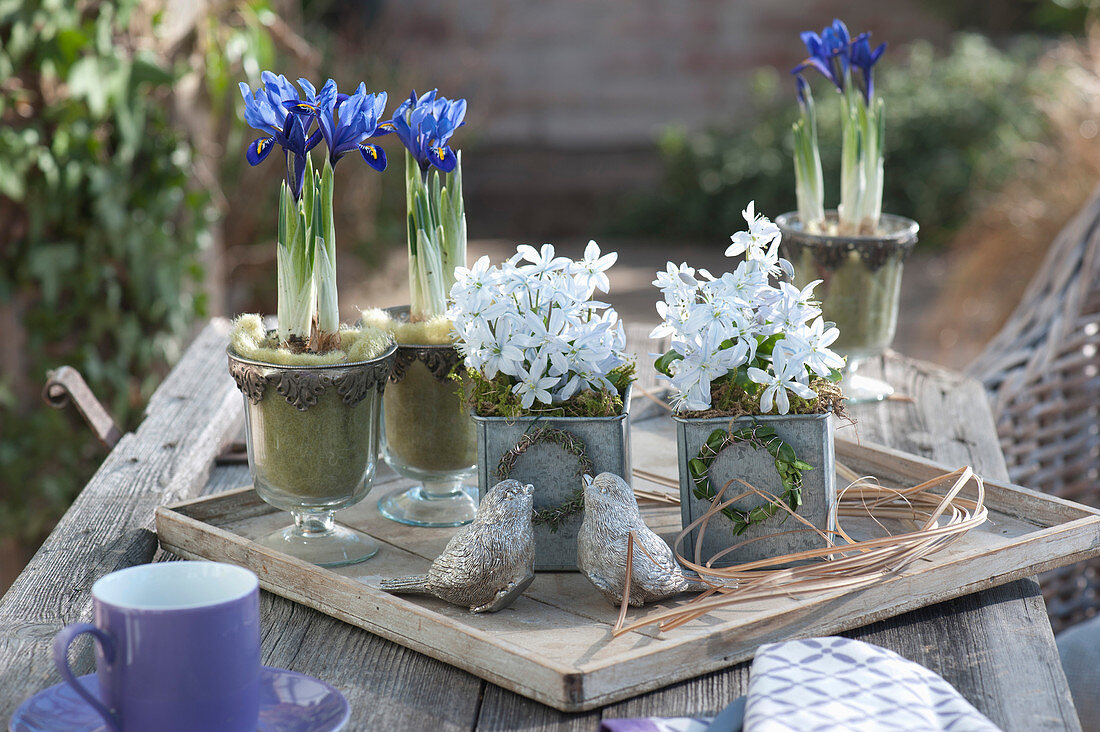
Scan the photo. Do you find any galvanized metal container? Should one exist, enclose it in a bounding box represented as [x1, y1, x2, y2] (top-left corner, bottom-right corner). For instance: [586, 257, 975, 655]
[472, 386, 632, 571]
[675, 412, 835, 566]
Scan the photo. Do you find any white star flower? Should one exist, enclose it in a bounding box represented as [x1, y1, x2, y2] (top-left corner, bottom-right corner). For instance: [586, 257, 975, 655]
[574, 240, 618, 295]
[512, 356, 559, 409]
[725, 200, 782, 263]
[783, 317, 845, 377]
[747, 349, 817, 415]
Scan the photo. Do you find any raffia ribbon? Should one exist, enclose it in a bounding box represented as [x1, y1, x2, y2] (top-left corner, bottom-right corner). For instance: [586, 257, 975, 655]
[613, 466, 987, 635]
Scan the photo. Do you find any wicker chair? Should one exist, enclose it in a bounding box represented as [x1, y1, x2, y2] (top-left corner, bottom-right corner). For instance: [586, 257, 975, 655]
[969, 188, 1100, 634]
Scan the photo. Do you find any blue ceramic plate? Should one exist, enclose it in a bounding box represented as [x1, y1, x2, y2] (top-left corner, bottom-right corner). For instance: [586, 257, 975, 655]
[9, 666, 350, 732]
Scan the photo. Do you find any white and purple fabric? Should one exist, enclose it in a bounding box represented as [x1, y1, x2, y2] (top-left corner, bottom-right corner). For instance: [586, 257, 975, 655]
[743, 637, 999, 731]
[599, 718, 712, 732]
[600, 637, 1000, 732]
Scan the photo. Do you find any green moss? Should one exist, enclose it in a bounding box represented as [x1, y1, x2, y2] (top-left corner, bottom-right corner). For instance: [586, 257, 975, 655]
[676, 376, 848, 420]
[384, 361, 477, 473]
[359, 309, 474, 473]
[248, 384, 379, 506]
[230, 314, 393, 365]
[466, 363, 636, 419]
[230, 315, 393, 505]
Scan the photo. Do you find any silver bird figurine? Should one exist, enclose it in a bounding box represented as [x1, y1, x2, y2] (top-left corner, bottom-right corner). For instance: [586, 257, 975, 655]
[578, 472, 709, 606]
[380, 479, 535, 613]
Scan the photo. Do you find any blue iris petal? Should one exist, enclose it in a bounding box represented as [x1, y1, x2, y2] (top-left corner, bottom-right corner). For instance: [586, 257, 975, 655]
[246, 136, 275, 166]
[358, 143, 387, 171]
[427, 145, 457, 173]
[791, 19, 855, 93]
[240, 72, 388, 194]
[850, 33, 887, 104]
[240, 72, 309, 194]
[388, 88, 467, 174]
[297, 77, 317, 102]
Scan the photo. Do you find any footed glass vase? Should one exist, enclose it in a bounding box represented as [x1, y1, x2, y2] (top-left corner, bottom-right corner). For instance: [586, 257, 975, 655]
[777, 211, 919, 403]
[378, 332, 479, 528]
[227, 341, 396, 567]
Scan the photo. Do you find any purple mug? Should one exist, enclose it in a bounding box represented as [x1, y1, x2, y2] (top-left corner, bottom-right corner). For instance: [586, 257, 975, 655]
[52, 561, 261, 732]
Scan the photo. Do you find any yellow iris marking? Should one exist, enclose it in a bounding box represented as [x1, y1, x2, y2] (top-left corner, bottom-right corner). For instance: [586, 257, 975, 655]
[378, 122, 394, 130]
[256, 138, 270, 152]
[436, 148, 446, 160]
[360, 144, 376, 159]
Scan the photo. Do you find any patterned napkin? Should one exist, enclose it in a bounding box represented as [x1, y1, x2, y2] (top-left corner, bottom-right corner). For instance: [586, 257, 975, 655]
[599, 637, 999, 732]
[599, 718, 712, 732]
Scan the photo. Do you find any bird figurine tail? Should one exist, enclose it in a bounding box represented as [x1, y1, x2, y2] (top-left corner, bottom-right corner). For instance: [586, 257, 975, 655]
[379, 575, 429, 594]
[682, 575, 711, 593]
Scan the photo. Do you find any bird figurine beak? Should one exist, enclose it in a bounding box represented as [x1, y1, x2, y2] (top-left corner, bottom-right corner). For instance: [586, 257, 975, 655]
[582, 474, 594, 490]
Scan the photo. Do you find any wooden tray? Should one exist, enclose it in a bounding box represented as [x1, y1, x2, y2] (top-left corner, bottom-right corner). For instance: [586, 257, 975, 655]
[155, 418, 1100, 712]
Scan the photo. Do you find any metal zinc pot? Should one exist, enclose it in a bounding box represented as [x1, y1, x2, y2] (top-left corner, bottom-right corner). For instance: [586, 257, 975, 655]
[472, 386, 632, 571]
[675, 412, 836, 567]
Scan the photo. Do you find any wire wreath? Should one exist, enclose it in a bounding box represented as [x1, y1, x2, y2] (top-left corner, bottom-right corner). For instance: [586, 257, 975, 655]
[689, 424, 814, 535]
[496, 427, 594, 533]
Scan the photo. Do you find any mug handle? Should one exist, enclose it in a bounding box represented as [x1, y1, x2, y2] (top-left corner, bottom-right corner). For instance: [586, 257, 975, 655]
[52, 623, 121, 732]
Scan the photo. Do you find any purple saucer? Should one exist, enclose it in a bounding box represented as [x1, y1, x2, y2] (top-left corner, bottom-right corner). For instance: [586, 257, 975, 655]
[9, 666, 350, 732]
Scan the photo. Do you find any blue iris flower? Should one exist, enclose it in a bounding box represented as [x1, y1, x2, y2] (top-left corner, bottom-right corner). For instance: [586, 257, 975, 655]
[792, 19, 851, 92]
[849, 33, 887, 105]
[389, 89, 467, 175]
[240, 73, 389, 199]
[283, 80, 391, 171]
[239, 72, 323, 199]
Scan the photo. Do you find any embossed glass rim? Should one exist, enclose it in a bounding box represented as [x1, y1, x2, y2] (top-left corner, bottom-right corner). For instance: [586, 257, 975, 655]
[776, 211, 919, 247]
[469, 384, 633, 423]
[225, 338, 398, 371]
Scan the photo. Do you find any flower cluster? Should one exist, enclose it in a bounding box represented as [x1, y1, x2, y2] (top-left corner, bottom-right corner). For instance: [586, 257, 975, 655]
[793, 19, 886, 105]
[239, 73, 390, 199]
[652, 202, 844, 414]
[449, 242, 630, 409]
[390, 89, 467, 174]
[237, 72, 470, 348]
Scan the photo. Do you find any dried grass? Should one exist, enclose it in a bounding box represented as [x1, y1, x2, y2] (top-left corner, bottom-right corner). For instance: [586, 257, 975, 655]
[613, 466, 987, 635]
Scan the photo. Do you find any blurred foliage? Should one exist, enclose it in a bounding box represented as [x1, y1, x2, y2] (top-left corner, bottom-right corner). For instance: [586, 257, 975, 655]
[0, 0, 275, 544]
[613, 35, 1059, 248]
[925, 0, 1098, 37]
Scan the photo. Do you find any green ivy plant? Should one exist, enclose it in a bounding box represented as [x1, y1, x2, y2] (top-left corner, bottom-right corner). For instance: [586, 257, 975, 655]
[0, 0, 272, 546]
[688, 425, 813, 535]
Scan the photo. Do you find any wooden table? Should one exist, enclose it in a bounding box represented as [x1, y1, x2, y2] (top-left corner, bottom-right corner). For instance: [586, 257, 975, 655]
[0, 320, 1081, 730]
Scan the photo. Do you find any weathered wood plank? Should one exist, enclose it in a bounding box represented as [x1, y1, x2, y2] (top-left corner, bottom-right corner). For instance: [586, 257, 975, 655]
[592, 356, 1076, 732]
[254, 592, 482, 731]
[0, 320, 243, 721]
[0, 331, 1079, 731]
[163, 458, 486, 730]
[154, 401, 1099, 715]
[837, 356, 1078, 730]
